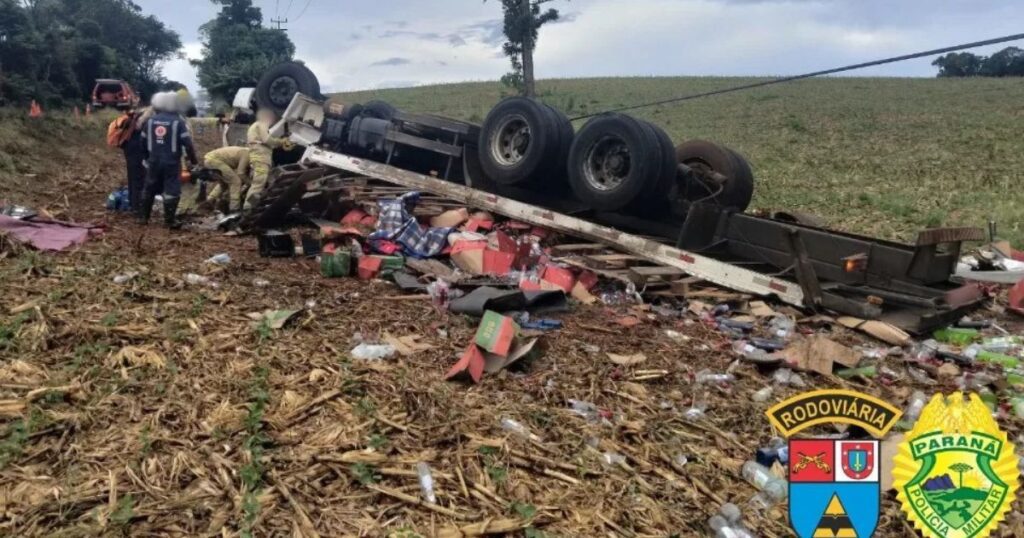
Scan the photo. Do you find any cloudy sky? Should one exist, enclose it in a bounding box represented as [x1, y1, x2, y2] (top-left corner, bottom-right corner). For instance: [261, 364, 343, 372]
[137, 0, 1023, 93]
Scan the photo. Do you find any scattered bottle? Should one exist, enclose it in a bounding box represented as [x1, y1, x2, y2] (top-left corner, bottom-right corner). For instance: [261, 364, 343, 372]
[909, 339, 941, 362]
[500, 417, 542, 442]
[837, 365, 878, 379]
[732, 341, 772, 363]
[350, 343, 397, 361]
[899, 391, 928, 429]
[772, 368, 807, 388]
[205, 253, 231, 265]
[742, 460, 788, 505]
[751, 386, 774, 403]
[756, 442, 790, 468]
[768, 315, 796, 341]
[184, 273, 219, 288]
[601, 452, 626, 466]
[112, 271, 139, 284]
[696, 369, 736, 385]
[567, 399, 601, 423]
[416, 462, 436, 504]
[252, 278, 270, 288]
[933, 327, 979, 346]
[684, 389, 709, 421]
[964, 345, 1021, 369]
[981, 336, 1022, 353]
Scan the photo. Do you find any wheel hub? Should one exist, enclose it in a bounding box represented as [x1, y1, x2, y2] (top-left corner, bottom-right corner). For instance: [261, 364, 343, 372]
[269, 76, 299, 107]
[583, 136, 631, 192]
[490, 115, 531, 167]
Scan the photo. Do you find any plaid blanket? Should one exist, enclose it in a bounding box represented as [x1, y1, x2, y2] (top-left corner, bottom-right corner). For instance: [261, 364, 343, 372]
[369, 192, 454, 258]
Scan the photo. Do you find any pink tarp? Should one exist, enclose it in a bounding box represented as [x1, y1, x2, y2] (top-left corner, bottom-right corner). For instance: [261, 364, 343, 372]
[0, 215, 102, 251]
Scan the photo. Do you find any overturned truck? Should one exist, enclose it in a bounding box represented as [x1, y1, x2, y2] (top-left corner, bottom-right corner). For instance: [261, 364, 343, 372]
[240, 61, 985, 333]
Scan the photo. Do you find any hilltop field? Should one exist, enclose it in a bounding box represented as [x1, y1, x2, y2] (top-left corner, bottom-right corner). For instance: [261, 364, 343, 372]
[339, 76, 1024, 245]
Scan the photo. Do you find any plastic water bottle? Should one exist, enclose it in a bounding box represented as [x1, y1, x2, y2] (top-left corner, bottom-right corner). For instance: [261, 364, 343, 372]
[982, 336, 1022, 353]
[751, 386, 774, 403]
[742, 461, 788, 504]
[416, 462, 436, 504]
[205, 253, 231, 265]
[500, 417, 541, 442]
[732, 341, 772, 362]
[696, 369, 736, 385]
[768, 315, 796, 340]
[568, 399, 601, 423]
[901, 391, 928, 427]
[184, 273, 219, 288]
[351, 344, 396, 361]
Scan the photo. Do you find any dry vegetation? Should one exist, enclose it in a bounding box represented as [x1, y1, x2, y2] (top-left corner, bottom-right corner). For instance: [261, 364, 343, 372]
[0, 77, 1023, 538]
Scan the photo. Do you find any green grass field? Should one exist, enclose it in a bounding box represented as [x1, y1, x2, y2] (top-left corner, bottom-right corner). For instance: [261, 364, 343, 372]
[337, 76, 1024, 245]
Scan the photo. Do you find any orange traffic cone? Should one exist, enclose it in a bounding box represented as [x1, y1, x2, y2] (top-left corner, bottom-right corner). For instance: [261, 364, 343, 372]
[29, 100, 42, 118]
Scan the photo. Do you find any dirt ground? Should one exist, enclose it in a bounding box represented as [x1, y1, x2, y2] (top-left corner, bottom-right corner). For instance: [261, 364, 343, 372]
[1, 116, 1023, 537]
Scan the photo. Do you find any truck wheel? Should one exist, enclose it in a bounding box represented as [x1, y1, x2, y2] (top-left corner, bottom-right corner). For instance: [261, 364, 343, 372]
[637, 120, 678, 211]
[478, 97, 566, 186]
[673, 140, 754, 212]
[362, 100, 398, 121]
[256, 61, 321, 115]
[567, 113, 663, 211]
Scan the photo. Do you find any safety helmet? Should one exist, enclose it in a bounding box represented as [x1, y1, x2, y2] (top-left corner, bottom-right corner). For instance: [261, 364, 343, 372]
[151, 92, 175, 112]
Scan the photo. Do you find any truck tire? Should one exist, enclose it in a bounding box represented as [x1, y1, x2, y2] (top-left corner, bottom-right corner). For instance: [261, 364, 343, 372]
[567, 113, 663, 212]
[674, 140, 754, 212]
[256, 61, 321, 115]
[362, 100, 398, 121]
[478, 97, 566, 186]
[637, 120, 677, 211]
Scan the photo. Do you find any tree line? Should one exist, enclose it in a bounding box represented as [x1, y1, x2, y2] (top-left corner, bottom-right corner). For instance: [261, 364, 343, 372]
[933, 47, 1024, 78]
[0, 0, 182, 106]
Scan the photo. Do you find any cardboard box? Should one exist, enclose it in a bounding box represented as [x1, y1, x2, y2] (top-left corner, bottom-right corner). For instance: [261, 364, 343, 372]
[431, 208, 470, 228]
[341, 209, 368, 224]
[475, 310, 518, 357]
[320, 251, 351, 278]
[450, 240, 487, 274]
[357, 256, 383, 279]
[444, 344, 486, 384]
[541, 265, 576, 293]
[483, 249, 514, 275]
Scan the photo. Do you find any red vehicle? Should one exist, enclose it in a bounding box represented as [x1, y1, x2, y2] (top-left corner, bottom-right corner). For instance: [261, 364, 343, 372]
[91, 79, 140, 110]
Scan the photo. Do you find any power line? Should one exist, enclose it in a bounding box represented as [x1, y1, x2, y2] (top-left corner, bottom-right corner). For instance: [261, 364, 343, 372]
[292, 0, 314, 22]
[570, 32, 1024, 121]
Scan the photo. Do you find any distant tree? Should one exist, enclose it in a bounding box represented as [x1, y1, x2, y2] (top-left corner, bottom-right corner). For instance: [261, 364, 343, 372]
[949, 463, 973, 489]
[932, 52, 983, 78]
[0, 0, 180, 105]
[934, 47, 1024, 78]
[192, 0, 295, 103]
[980, 46, 1024, 77]
[487, 0, 564, 97]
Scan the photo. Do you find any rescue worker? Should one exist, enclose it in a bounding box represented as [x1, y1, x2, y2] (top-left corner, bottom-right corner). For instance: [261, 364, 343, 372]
[108, 108, 146, 215]
[138, 92, 198, 229]
[242, 109, 292, 211]
[202, 146, 250, 212]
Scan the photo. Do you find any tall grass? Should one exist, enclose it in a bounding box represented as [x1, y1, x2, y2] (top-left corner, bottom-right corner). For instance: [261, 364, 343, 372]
[336, 77, 1024, 245]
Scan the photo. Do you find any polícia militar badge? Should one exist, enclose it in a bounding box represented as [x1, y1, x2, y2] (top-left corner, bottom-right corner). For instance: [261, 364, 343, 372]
[767, 389, 902, 538]
[893, 392, 1019, 538]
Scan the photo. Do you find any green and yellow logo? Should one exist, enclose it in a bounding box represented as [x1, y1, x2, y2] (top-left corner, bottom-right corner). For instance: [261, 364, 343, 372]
[894, 392, 1019, 538]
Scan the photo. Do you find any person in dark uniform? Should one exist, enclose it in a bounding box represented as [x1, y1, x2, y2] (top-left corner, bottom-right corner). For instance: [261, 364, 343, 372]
[138, 92, 198, 229]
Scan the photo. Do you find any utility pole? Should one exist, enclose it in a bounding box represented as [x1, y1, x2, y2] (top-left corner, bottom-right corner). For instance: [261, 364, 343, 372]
[270, 17, 288, 31]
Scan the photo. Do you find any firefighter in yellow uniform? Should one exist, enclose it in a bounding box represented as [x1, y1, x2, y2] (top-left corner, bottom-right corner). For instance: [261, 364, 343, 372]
[242, 109, 292, 211]
[203, 146, 250, 212]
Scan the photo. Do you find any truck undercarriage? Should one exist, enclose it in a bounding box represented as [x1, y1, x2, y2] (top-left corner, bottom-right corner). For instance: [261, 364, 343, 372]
[235, 65, 985, 333]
